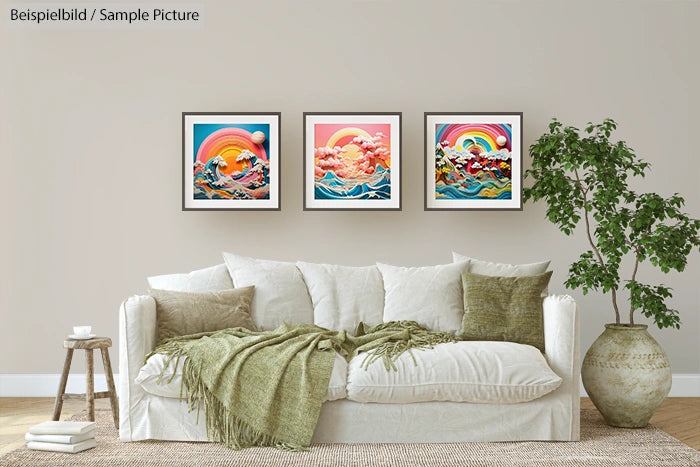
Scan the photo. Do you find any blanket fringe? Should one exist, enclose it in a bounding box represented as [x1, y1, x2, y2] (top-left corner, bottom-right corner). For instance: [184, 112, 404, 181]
[147, 321, 455, 451]
[183, 356, 307, 451]
[360, 321, 456, 371]
[152, 342, 307, 451]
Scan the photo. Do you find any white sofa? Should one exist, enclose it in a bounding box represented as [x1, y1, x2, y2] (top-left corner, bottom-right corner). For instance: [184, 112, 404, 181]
[119, 262, 580, 444]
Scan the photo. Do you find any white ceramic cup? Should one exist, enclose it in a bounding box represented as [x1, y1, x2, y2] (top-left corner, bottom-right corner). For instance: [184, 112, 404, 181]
[73, 325, 92, 337]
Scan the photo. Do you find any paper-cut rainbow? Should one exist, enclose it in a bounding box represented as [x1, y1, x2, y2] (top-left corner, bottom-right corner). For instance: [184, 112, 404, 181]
[435, 123, 512, 153]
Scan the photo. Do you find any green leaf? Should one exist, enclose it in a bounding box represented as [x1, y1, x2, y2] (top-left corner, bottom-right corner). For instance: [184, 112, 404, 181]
[524, 117, 700, 330]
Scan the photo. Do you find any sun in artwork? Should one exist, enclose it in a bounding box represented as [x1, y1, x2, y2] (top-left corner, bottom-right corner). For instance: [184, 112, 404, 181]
[313, 123, 392, 200]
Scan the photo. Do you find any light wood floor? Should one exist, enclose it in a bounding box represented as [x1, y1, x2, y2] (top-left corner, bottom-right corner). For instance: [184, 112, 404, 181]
[0, 398, 112, 456]
[0, 398, 697, 456]
[580, 398, 699, 449]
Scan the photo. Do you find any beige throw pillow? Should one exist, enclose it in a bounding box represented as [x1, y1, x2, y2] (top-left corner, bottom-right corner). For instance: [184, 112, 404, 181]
[150, 287, 257, 343]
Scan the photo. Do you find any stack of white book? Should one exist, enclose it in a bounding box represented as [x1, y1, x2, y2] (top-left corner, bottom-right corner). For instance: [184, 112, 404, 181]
[26, 421, 97, 453]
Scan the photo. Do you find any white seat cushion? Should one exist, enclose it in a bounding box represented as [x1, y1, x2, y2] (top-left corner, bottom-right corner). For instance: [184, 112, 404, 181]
[377, 262, 469, 333]
[346, 341, 562, 404]
[296, 262, 384, 333]
[136, 351, 348, 402]
[222, 253, 314, 330]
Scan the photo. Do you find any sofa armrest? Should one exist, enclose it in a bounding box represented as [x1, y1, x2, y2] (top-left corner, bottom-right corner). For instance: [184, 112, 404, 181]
[118, 295, 156, 441]
[543, 294, 580, 439]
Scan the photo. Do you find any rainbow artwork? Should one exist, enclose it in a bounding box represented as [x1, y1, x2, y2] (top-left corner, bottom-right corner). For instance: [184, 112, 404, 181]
[434, 123, 513, 200]
[313, 123, 392, 200]
[192, 123, 271, 201]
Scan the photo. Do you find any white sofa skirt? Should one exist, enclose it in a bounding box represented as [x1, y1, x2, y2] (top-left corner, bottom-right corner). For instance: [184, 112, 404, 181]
[122, 390, 576, 443]
[120, 294, 580, 443]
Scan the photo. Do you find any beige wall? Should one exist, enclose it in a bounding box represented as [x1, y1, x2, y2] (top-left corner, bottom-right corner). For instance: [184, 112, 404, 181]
[2, 0, 698, 375]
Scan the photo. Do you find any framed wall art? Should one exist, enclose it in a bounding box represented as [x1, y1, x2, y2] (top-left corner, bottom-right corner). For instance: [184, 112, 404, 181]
[304, 112, 401, 210]
[424, 112, 522, 210]
[182, 112, 280, 210]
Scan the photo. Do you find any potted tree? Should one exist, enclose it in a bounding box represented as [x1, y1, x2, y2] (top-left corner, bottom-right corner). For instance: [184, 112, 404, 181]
[524, 118, 699, 427]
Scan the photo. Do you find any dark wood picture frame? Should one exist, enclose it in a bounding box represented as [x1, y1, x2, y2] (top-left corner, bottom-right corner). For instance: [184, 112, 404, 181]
[303, 112, 402, 211]
[182, 112, 281, 211]
[424, 112, 523, 211]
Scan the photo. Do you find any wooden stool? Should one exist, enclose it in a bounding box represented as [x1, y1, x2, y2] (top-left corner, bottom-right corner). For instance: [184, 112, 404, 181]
[52, 337, 119, 429]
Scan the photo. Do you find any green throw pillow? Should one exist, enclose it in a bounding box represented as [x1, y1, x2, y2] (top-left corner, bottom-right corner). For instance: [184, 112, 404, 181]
[458, 271, 553, 352]
[150, 286, 257, 344]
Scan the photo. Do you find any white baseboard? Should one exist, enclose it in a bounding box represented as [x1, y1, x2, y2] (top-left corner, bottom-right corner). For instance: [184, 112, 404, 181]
[1, 373, 698, 397]
[579, 373, 700, 398]
[0, 374, 121, 397]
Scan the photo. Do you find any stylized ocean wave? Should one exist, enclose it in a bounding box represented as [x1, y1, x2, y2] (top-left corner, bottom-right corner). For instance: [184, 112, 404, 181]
[436, 175, 512, 200]
[193, 154, 270, 200]
[314, 166, 391, 200]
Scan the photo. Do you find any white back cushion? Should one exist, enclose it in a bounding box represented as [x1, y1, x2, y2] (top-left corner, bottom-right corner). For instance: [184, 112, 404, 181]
[452, 252, 550, 276]
[452, 252, 551, 295]
[146, 264, 233, 292]
[346, 341, 562, 404]
[377, 262, 468, 333]
[222, 253, 313, 330]
[297, 262, 384, 333]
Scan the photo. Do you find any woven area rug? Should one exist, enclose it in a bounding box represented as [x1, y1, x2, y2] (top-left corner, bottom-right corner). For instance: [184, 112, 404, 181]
[1, 409, 698, 466]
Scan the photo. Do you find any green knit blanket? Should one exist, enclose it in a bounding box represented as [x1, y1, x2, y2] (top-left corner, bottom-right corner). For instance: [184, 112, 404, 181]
[149, 320, 455, 451]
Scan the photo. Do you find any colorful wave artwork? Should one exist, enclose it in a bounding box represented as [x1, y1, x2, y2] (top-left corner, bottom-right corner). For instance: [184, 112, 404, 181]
[434, 123, 512, 200]
[193, 123, 271, 200]
[313, 123, 391, 200]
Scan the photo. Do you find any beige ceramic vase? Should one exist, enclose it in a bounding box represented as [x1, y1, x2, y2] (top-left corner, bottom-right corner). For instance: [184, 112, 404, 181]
[581, 324, 671, 428]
